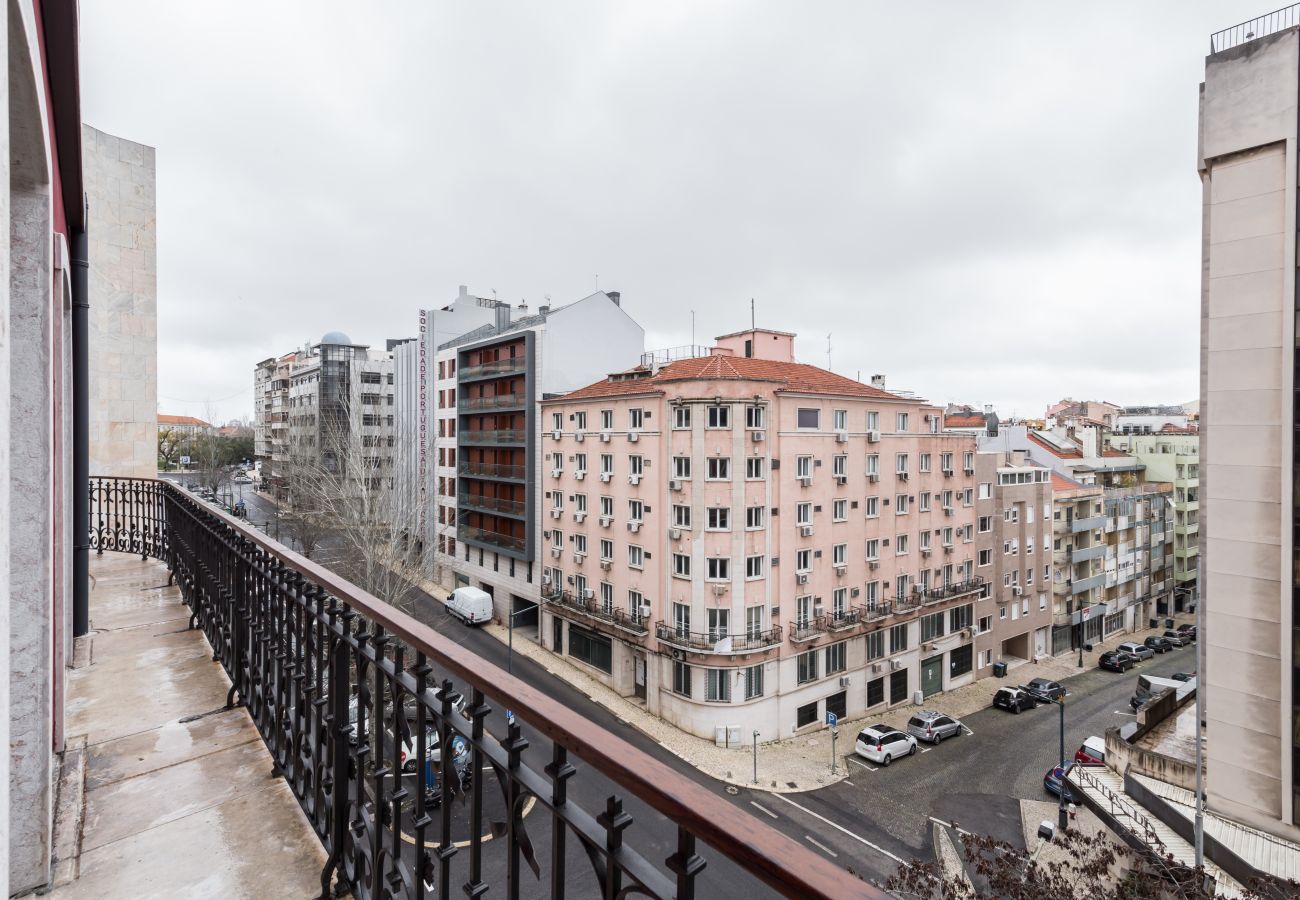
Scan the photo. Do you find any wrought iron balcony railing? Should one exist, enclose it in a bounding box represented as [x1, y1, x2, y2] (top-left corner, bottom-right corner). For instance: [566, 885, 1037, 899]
[89, 476, 873, 900]
[544, 589, 650, 636]
[916, 576, 985, 604]
[653, 623, 783, 654]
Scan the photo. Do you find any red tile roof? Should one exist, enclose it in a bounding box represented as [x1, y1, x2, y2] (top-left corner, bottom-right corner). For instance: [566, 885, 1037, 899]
[944, 414, 986, 428]
[549, 355, 905, 403]
[159, 414, 212, 428]
[1051, 473, 1079, 492]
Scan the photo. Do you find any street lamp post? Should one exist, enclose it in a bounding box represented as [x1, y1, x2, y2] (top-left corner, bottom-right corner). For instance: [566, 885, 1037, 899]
[1030, 689, 1069, 833]
[752, 730, 759, 785]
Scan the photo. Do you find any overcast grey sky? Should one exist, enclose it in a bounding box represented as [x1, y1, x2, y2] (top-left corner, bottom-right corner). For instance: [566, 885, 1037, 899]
[81, 1, 1263, 424]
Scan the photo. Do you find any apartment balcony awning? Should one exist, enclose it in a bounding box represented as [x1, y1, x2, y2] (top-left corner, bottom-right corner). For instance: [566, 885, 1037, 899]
[69, 476, 874, 900]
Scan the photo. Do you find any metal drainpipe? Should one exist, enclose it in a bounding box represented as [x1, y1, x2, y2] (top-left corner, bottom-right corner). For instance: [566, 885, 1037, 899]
[72, 228, 90, 637]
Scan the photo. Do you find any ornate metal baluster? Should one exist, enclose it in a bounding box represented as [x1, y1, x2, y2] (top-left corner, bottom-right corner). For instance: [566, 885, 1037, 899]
[666, 825, 706, 900]
[503, 719, 529, 900]
[546, 745, 575, 900]
[464, 688, 490, 899]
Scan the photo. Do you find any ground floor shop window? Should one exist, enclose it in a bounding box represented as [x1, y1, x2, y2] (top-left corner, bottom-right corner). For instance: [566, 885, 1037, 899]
[1051, 625, 1072, 655]
[825, 691, 846, 721]
[568, 625, 611, 673]
[949, 644, 973, 678]
[796, 701, 818, 728]
[1104, 612, 1124, 635]
[867, 676, 885, 707]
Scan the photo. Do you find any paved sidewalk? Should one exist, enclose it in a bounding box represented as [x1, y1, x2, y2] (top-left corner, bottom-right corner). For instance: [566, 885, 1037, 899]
[421, 576, 1193, 794]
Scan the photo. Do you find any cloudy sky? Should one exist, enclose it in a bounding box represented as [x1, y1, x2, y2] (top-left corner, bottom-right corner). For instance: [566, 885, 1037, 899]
[81, 1, 1263, 424]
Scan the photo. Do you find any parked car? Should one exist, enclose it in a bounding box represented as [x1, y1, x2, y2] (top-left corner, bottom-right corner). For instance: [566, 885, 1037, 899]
[1117, 641, 1155, 661]
[1044, 763, 1082, 804]
[1144, 636, 1173, 654]
[1098, 650, 1137, 673]
[992, 686, 1036, 714]
[1161, 630, 1189, 647]
[854, 725, 917, 766]
[1074, 736, 1106, 766]
[1025, 678, 1065, 701]
[906, 711, 963, 744]
[1176, 624, 1197, 641]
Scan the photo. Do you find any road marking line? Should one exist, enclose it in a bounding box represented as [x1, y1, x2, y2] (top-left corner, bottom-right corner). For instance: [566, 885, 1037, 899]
[849, 758, 877, 773]
[771, 793, 904, 864]
[919, 747, 931, 753]
[843, 780, 854, 786]
[1114, 710, 1136, 717]
[805, 835, 838, 858]
[962, 726, 974, 736]
[749, 801, 778, 820]
[928, 816, 974, 836]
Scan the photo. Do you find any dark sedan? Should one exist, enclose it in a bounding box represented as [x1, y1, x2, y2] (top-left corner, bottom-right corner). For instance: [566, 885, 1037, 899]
[1144, 636, 1173, 654]
[1176, 624, 1197, 641]
[1025, 677, 1065, 701]
[1098, 650, 1137, 673]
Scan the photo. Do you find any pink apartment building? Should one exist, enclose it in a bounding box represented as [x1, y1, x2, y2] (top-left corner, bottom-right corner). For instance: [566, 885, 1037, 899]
[538, 329, 982, 740]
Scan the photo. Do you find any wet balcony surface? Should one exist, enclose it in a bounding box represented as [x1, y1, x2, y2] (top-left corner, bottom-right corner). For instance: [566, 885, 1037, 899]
[49, 553, 324, 900]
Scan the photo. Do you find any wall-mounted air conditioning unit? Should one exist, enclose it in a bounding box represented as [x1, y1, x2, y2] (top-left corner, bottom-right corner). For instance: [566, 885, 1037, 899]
[833, 563, 847, 575]
[574, 471, 586, 480]
[834, 474, 847, 485]
[627, 431, 639, 443]
[838, 676, 850, 687]
[798, 476, 813, 487]
[797, 573, 809, 585]
[640, 603, 653, 620]
[871, 663, 883, 674]
[890, 658, 904, 671]
[800, 525, 814, 537]
[669, 480, 682, 491]
[835, 431, 848, 444]
[600, 472, 612, 482]
[574, 432, 585, 442]
[668, 528, 682, 540]
[712, 584, 727, 596]
[868, 560, 879, 570]
[866, 430, 880, 443]
[550, 508, 562, 519]
[898, 471, 909, 482]
[551, 430, 562, 440]
[582, 589, 594, 600]
[868, 472, 879, 483]
[550, 548, 562, 558]
[629, 474, 642, 485]
[574, 512, 586, 523]
[921, 548, 931, 556]
[942, 468, 953, 477]
[751, 431, 765, 442]
[600, 432, 611, 442]
[599, 515, 612, 527]
[600, 561, 611, 571]
[628, 521, 641, 533]
[550, 469, 562, 478]
[1012, 586, 1023, 596]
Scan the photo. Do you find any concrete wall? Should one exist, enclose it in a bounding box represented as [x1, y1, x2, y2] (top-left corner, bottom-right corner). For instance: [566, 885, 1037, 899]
[1198, 28, 1299, 841]
[542, 293, 644, 394]
[83, 125, 157, 478]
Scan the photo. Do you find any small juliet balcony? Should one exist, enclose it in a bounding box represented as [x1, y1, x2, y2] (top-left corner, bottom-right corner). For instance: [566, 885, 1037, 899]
[73, 477, 868, 900]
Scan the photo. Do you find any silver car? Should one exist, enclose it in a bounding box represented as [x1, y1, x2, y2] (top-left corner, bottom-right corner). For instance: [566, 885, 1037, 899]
[906, 710, 963, 743]
[1117, 641, 1154, 661]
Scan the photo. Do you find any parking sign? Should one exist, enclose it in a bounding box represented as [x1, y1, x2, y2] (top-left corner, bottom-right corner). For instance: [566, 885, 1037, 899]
[825, 711, 837, 728]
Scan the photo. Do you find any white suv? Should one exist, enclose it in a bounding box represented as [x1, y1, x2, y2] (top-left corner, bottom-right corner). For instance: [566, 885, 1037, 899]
[854, 724, 917, 766]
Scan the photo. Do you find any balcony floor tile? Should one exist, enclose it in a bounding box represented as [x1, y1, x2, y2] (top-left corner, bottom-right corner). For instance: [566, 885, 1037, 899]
[49, 554, 324, 899]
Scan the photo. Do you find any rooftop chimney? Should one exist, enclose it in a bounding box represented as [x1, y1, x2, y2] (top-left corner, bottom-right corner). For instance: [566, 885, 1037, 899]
[607, 290, 621, 307]
[984, 404, 993, 416]
[495, 303, 511, 332]
[870, 374, 886, 390]
[538, 304, 551, 315]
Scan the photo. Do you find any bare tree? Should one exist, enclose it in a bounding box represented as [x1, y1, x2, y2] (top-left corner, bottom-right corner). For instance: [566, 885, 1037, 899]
[278, 439, 330, 559]
[283, 383, 430, 613]
[157, 426, 182, 470]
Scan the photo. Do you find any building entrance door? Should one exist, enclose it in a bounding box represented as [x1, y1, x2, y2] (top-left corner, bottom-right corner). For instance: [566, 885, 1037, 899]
[921, 656, 943, 699]
[633, 655, 647, 700]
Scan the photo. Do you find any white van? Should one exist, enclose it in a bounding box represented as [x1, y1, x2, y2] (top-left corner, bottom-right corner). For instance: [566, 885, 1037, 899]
[447, 587, 493, 625]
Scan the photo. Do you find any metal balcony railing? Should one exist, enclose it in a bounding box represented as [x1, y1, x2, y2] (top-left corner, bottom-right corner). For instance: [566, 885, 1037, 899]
[654, 623, 783, 653]
[459, 393, 526, 411]
[916, 576, 985, 603]
[457, 524, 527, 553]
[458, 358, 528, 381]
[544, 589, 649, 636]
[1211, 3, 1300, 53]
[457, 461, 526, 481]
[457, 492, 527, 517]
[459, 429, 527, 445]
[88, 476, 870, 900]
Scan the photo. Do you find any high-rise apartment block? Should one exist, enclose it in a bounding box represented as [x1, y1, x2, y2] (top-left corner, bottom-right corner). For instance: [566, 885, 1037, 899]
[1198, 13, 1300, 840]
[537, 329, 984, 740]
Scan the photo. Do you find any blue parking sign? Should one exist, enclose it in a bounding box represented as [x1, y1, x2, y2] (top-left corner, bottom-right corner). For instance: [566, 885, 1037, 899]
[825, 711, 837, 728]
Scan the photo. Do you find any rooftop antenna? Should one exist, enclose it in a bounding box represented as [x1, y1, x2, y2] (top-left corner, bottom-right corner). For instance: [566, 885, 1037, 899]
[691, 310, 695, 348]
[751, 297, 756, 331]
[827, 333, 833, 371]
[595, 273, 599, 291]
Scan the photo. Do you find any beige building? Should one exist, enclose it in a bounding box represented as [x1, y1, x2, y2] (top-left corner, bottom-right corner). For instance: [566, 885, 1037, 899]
[1197, 18, 1299, 840]
[84, 125, 157, 478]
[973, 451, 1054, 670]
